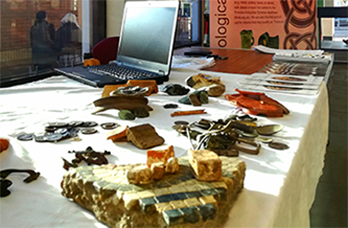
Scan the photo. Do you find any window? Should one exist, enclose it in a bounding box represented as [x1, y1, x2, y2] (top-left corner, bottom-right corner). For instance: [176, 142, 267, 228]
[0, 0, 106, 86]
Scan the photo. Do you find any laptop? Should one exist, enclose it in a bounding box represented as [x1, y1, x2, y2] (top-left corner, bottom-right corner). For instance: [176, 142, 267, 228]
[55, 0, 179, 88]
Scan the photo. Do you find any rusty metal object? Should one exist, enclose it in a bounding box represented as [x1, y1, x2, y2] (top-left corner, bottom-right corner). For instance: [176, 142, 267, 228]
[92, 96, 152, 114]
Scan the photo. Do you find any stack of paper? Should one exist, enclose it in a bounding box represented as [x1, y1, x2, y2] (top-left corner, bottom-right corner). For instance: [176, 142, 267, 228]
[237, 73, 323, 95]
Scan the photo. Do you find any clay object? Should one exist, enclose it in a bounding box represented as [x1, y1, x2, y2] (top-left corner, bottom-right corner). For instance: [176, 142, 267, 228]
[179, 91, 209, 105]
[150, 162, 165, 180]
[0, 138, 9, 153]
[127, 165, 153, 184]
[119, 110, 136, 120]
[127, 124, 165, 149]
[147, 145, 175, 167]
[188, 149, 222, 181]
[165, 157, 179, 173]
[225, 89, 289, 117]
[92, 96, 153, 114]
[162, 84, 190, 96]
[186, 73, 226, 97]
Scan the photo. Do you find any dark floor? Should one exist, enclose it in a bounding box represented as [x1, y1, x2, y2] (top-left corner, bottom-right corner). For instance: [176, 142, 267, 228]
[309, 62, 348, 227]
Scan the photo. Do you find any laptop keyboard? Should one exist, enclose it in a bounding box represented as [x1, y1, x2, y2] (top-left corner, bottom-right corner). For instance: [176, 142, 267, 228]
[87, 64, 160, 81]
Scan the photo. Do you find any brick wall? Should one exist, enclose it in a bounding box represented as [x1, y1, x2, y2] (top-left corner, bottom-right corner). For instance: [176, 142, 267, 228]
[0, 0, 80, 51]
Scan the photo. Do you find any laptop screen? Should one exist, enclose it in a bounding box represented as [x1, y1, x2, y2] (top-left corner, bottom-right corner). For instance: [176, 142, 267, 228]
[116, 1, 179, 75]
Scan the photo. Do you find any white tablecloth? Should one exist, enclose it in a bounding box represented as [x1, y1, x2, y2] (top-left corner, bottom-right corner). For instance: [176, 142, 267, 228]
[0, 70, 328, 228]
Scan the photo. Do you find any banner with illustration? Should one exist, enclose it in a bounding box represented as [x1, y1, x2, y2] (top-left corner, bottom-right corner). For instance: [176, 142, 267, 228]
[209, 0, 317, 50]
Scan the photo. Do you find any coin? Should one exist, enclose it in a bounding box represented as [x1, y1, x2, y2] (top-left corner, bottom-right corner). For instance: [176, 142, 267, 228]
[80, 121, 98, 128]
[17, 134, 34, 141]
[47, 122, 68, 128]
[45, 133, 63, 142]
[255, 137, 273, 143]
[81, 128, 98, 134]
[34, 135, 47, 143]
[69, 121, 84, 128]
[101, 122, 119, 130]
[269, 141, 289, 150]
[174, 121, 189, 126]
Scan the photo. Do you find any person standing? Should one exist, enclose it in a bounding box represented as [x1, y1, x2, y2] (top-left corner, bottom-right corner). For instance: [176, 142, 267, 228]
[30, 11, 56, 71]
[55, 13, 82, 67]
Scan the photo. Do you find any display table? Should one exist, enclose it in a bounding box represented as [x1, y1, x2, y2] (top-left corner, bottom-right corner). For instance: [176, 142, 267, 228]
[0, 68, 328, 227]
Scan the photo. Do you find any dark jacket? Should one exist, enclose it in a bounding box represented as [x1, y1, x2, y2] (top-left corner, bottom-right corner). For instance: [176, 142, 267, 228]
[30, 20, 56, 64]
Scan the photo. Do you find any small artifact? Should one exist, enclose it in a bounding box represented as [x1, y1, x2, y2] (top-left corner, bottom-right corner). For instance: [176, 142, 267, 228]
[101, 122, 119, 130]
[93, 96, 152, 115]
[256, 124, 283, 136]
[150, 162, 165, 180]
[63, 146, 111, 170]
[225, 89, 290, 117]
[188, 94, 201, 106]
[147, 145, 175, 167]
[188, 149, 222, 181]
[102, 80, 158, 97]
[269, 141, 289, 150]
[255, 137, 273, 143]
[17, 134, 34, 141]
[118, 110, 136, 120]
[186, 73, 226, 97]
[0, 179, 12, 197]
[171, 109, 207, 117]
[179, 90, 209, 105]
[127, 165, 153, 185]
[174, 120, 189, 126]
[106, 125, 128, 141]
[81, 128, 98, 135]
[110, 86, 149, 97]
[132, 107, 150, 118]
[163, 103, 178, 109]
[0, 138, 10, 152]
[126, 124, 165, 149]
[165, 157, 179, 173]
[162, 84, 190, 95]
[80, 121, 98, 128]
[0, 169, 40, 183]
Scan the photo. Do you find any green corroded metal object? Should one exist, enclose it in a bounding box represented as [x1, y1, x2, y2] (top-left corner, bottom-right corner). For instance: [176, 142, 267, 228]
[118, 110, 135, 120]
[179, 90, 209, 105]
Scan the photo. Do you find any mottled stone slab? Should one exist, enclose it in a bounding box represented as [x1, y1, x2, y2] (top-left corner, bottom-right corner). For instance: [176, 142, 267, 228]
[61, 156, 246, 228]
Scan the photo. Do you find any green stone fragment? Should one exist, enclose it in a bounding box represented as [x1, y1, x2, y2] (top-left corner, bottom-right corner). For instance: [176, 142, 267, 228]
[198, 91, 209, 104]
[118, 110, 135, 120]
[178, 95, 191, 105]
[132, 108, 149, 118]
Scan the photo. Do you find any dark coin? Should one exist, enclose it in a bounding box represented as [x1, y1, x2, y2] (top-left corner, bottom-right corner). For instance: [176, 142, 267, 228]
[69, 121, 84, 128]
[34, 135, 47, 143]
[45, 133, 63, 142]
[47, 122, 68, 128]
[80, 121, 98, 128]
[81, 128, 98, 134]
[68, 128, 80, 137]
[101, 122, 119, 130]
[174, 121, 189, 126]
[45, 126, 58, 132]
[269, 142, 289, 150]
[17, 134, 34, 141]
